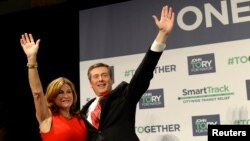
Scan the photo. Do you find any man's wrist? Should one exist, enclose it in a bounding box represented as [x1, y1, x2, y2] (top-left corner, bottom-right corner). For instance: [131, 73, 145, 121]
[150, 40, 166, 52]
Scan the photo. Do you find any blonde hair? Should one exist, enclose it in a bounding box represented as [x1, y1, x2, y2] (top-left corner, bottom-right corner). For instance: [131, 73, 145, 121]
[45, 77, 78, 115]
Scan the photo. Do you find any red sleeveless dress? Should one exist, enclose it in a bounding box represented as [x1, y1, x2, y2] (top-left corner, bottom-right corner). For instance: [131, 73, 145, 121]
[40, 114, 87, 141]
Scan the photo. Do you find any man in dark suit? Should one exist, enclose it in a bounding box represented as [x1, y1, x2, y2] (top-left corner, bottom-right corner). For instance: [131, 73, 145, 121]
[80, 5, 175, 141]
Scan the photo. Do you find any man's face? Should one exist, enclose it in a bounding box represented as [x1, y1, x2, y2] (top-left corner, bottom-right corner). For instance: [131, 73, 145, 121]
[89, 66, 113, 97]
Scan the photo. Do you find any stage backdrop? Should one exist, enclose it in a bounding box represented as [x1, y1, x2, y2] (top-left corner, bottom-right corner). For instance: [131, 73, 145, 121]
[79, 0, 250, 140]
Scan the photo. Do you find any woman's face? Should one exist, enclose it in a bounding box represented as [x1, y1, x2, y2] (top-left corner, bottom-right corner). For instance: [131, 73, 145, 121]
[53, 84, 74, 110]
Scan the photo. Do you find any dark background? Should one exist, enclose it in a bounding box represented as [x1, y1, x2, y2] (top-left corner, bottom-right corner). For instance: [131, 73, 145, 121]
[0, 0, 130, 140]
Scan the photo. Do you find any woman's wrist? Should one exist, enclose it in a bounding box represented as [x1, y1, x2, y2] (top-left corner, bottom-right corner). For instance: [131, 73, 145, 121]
[27, 63, 38, 69]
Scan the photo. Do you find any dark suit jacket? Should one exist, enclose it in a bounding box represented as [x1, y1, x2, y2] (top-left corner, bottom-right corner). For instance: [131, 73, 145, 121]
[80, 48, 163, 141]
